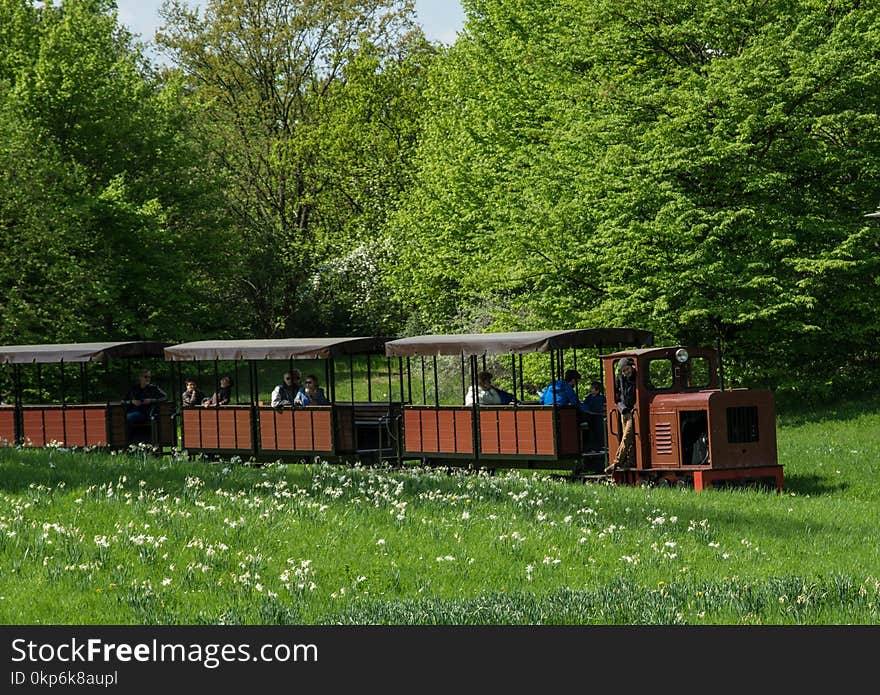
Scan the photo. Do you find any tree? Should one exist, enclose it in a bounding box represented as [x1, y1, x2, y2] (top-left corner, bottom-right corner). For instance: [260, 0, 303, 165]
[157, 0, 431, 337]
[389, 0, 880, 397]
[0, 0, 235, 345]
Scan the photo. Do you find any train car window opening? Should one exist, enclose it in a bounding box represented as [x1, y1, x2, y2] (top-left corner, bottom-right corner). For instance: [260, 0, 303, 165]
[686, 357, 711, 389]
[646, 359, 673, 391]
[727, 406, 759, 443]
[679, 410, 709, 465]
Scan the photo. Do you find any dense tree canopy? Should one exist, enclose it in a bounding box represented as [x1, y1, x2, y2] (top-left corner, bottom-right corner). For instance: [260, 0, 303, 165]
[0, 0, 234, 344]
[157, 0, 433, 337]
[388, 0, 880, 396]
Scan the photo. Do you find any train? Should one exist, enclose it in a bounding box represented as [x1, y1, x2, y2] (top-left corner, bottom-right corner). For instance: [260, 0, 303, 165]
[0, 330, 782, 491]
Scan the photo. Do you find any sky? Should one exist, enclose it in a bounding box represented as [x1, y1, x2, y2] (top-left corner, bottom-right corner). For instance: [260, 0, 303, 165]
[117, 0, 466, 61]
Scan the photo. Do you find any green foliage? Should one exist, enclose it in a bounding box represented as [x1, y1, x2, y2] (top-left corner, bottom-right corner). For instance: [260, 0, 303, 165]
[0, 0, 236, 344]
[388, 0, 880, 397]
[157, 0, 432, 337]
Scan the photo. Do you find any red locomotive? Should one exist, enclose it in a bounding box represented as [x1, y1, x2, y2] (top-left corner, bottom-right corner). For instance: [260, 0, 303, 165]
[602, 346, 782, 491]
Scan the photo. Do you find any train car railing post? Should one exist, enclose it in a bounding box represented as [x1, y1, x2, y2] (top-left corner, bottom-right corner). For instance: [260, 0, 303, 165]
[234, 361, 240, 404]
[14, 364, 23, 445]
[327, 356, 336, 461]
[460, 354, 466, 405]
[511, 353, 520, 455]
[469, 355, 478, 460]
[174, 360, 183, 451]
[249, 360, 259, 459]
[213, 359, 220, 449]
[81, 363, 88, 445]
[432, 356, 440, 453]
[231, 360, 239, 449]
[60, 359, 67, 447]
[549, 351, 558, 458]
[324, 356, 336, 403]
[518, 355, 524, 402]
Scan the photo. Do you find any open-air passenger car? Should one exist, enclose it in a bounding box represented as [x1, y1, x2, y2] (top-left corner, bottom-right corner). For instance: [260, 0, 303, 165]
[384, 329, 654, 472]
[0, 341, 174, 450]
[163, 337, 400, 462]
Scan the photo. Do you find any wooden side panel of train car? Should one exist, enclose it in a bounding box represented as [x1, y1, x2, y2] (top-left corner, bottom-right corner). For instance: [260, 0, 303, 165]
[403, 407, 474, 456]
[0, 406, 15, 445]
[22, 408, 55, 447]
[20, 405, 110, 447]
[183, 406, 253, 451]
[334, 405, 356, 453]
[107, 404, 127, 447]
[156, 402, 176, 447]
[478, 407, 565, 457]
[258, 407, 333, 454]
[60, 406, 108, 447]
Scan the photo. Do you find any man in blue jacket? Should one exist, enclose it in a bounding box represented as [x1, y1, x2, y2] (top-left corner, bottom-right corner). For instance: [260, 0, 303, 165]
[539, 369, 583, 407]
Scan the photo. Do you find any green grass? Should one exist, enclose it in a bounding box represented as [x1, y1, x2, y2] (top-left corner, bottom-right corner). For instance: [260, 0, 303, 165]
[0, 401, 878, 625]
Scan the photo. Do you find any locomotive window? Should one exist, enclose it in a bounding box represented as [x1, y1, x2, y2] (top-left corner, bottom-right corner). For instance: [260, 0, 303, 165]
[645, 359, 673, 391]
[686, 357, 711, 388]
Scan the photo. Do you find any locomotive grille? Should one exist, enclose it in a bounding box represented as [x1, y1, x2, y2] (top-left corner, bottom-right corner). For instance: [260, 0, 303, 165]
[727, 406, 759, 443]
[654, 421, 673, 454]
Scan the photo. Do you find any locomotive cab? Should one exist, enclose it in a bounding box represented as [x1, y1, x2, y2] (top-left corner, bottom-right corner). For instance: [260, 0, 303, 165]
[602, 346, 781, 490]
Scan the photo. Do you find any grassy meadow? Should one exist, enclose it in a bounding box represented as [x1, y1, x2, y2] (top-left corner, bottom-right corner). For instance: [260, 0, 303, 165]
[0, 399, 878, 625]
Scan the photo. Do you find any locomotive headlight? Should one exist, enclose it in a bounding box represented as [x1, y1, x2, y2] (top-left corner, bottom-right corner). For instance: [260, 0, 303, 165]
[675, 348, 689, 363]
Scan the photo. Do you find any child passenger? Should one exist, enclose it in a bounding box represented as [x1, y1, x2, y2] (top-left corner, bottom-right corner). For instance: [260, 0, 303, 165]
[181, 378, 204, 407]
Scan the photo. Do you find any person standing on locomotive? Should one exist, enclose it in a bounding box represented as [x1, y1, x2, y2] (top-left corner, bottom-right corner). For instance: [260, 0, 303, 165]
[606, 359, 637, 472]
[124, 369, 167, 433]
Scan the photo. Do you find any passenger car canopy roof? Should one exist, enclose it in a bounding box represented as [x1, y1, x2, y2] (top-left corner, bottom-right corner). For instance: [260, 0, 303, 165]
[0, 341, 168, 364]
[385, 329, 653, 357]
[165, 337, 393, 361]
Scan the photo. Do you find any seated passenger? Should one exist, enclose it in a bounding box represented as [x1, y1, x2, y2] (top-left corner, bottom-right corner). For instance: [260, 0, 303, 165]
[204, 375, 232, 407]
[181, 377, 205, 407]
[582, 380, 606, 451]
[465, 371, 503, 406]
[294, 374, 329, 406]
[539, 369, 585, 409]
[124, 369, 167, 431]
[271, 370, 301, 408]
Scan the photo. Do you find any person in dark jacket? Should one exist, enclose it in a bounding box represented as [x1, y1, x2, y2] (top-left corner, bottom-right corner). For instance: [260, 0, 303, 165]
[582, 380, 606, 451]
[124, 369, 167, 431]
[605, 359, 637, 472]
